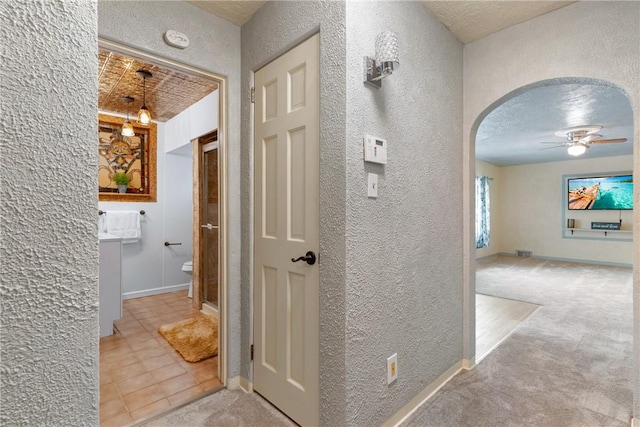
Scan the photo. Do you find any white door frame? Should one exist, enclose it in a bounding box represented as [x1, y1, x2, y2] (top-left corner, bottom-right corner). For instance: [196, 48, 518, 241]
[98, 38, 229, 385]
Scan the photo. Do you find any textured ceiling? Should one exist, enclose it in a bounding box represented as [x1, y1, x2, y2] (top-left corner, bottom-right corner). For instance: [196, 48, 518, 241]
[422, 1, 575, 43]
[185, 0, 574, 44]
[98, 50, 218, 122]
[476, 83, 634, 166]
[176, 1, 626, 167]
[187, 0, 267, 26]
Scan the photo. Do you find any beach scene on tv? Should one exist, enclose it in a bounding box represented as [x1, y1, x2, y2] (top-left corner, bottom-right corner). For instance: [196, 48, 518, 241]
[568, 175, 633, 210]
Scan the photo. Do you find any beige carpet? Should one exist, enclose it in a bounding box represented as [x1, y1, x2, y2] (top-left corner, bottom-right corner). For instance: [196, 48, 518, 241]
[404, 255, 633, 427]
[137, 388, 295, 427]
[158, 315, 218, 363]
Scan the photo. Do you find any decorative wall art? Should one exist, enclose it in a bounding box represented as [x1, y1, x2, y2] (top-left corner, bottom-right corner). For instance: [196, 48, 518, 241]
[98, 113, 157, 202]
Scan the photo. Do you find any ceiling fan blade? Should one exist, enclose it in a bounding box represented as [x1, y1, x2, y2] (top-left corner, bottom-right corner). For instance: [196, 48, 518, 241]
[579, 134, 602, 142]
[539, 145, 566, 150]
[590, 138, 627, 144]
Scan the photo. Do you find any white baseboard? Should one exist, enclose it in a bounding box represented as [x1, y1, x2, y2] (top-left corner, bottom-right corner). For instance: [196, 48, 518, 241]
[201, 303, 219, 318]
[476, 253, 500, 262]
[227, 376, 252, 392]
[239, 376, 253, 393]
[384, 360, 463, 427]
[122, 283, 190, 300]
[495, 252, 632, 268]
[462, 358, 476, 370]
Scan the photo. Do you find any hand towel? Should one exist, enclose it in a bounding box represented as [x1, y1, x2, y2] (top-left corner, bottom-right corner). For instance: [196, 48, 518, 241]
[105, 210, 141, 244]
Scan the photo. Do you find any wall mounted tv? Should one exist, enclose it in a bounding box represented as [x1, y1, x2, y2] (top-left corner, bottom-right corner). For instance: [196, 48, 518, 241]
[568, 174, 633, 210]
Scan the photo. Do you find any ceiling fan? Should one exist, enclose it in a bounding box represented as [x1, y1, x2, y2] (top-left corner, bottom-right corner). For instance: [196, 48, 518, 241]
[540, 125, 627, 156]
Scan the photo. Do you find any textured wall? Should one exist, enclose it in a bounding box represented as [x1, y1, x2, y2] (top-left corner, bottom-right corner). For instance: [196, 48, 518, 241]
[242, 3, 463, 425]
[0, 1, 99, 425]
[98, 0, 243, 378]
[345, 2, 463, 425]
[241, 2, 347, 425]
[463, 0, 640, 416]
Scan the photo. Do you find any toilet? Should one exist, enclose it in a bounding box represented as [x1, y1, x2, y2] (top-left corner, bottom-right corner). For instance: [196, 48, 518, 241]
[182, 261, 193, 298]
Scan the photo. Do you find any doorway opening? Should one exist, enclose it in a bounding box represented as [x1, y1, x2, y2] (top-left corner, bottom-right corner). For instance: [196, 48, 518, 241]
[97, 39, 228, 426]
[468, 78, 634, 367]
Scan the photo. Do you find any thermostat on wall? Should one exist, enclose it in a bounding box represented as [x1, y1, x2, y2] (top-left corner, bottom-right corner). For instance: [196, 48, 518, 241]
[364, 134, 387, 164]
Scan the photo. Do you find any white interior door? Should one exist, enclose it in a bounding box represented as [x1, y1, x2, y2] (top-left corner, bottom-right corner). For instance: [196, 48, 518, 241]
[253, 33, 320, 426]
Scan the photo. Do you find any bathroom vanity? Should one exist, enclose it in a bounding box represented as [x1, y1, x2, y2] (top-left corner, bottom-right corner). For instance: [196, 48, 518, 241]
[99, 233, 123, 337]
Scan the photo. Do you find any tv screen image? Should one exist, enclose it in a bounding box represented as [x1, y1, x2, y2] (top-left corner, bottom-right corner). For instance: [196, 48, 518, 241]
[568, 175, 633, 210]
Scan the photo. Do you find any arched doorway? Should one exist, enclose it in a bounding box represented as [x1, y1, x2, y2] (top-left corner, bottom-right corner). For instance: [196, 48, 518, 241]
[463, 77, 636, 421]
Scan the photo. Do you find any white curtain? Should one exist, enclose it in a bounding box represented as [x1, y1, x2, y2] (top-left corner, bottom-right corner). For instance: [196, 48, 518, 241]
[475, 176, 490, 249]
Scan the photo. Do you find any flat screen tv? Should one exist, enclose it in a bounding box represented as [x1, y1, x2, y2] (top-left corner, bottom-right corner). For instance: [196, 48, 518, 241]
[568, 174, 633, 210]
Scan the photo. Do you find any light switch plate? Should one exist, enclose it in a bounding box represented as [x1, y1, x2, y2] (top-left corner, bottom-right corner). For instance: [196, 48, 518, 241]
[368, 173, 378, 198]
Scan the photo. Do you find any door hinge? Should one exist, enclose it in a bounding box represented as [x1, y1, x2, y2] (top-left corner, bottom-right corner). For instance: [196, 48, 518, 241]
[250, 86, 255, 104]
[251, 344, 254, 361]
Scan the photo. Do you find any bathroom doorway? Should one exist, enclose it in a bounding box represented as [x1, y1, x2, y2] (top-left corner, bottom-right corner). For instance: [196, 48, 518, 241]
[97, 38, 228, 426]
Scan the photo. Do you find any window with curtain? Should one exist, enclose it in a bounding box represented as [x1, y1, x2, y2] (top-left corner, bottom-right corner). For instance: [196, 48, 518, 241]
[475, 176, 491, 249]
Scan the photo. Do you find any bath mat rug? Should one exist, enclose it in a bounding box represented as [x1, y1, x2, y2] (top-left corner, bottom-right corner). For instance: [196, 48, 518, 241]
[158, 315, 218, 363]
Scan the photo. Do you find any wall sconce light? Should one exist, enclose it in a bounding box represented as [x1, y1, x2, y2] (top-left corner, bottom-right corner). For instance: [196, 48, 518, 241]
[136, 70, 152, 125]
[121, 96, 135, 137]
[364, 31, 400, 89]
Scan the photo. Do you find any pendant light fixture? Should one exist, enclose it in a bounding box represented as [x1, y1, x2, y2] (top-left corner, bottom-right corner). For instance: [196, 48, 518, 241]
[136, 70, 153, 125]
[121, 96, 135, 137]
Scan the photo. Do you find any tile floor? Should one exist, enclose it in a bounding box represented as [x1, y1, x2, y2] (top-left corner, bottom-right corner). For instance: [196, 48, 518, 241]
[99, 290, 221, 426]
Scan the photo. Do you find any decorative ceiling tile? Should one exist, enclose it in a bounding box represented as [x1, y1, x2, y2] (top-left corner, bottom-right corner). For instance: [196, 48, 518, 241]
[98, 49, 219, 122]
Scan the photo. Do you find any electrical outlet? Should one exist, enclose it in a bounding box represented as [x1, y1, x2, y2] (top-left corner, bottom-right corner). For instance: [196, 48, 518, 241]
[387, 353, 397, 384]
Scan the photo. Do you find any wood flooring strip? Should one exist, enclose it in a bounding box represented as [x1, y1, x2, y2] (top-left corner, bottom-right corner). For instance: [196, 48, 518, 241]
[476, 293, 539, 363]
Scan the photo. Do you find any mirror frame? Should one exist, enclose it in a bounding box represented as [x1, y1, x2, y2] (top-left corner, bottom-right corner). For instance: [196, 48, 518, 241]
[98, 113, 157, 202]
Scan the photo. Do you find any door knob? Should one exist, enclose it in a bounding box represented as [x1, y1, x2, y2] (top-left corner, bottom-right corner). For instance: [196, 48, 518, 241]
[291, 251, 316, 265]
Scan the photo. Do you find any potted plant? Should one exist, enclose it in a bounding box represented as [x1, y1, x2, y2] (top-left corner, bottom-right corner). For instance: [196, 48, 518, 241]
[113, 171, 130, 194]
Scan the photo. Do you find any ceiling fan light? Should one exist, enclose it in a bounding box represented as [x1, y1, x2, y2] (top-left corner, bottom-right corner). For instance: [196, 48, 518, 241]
[121, 119, 135, 137]
[137, 105, 151, 125]
[567, 144, 587, 156]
